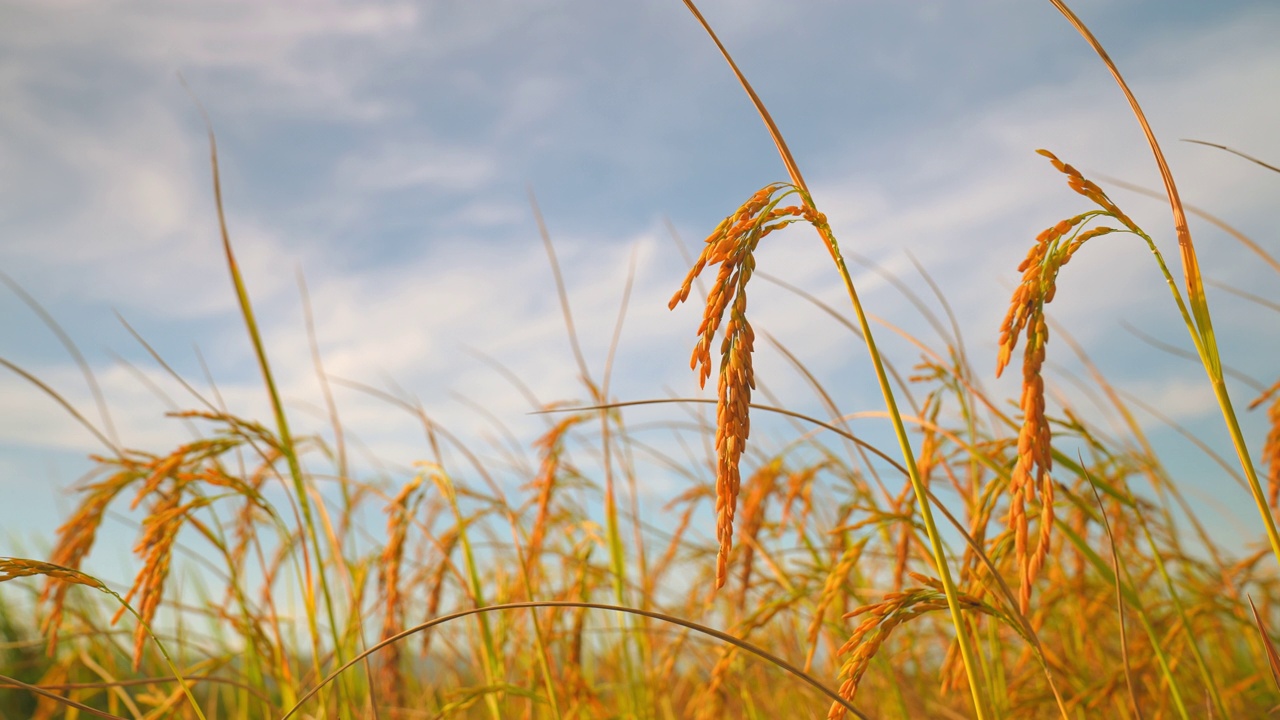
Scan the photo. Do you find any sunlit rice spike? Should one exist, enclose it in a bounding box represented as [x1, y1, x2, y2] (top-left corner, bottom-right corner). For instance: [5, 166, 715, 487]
[669, 182, 811, 589]
[998, 154, 1136, 614]
[0, 557, 107, 590]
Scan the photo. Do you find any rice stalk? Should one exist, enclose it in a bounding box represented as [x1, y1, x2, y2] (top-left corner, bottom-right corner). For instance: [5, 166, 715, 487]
[1048, 0, 1280, 581]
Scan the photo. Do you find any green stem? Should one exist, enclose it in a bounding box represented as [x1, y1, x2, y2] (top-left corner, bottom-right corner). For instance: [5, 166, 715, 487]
[676, 4, 991, 713]
[1046, 0, 1280, 573]
[812, 213, 991, 720]
[1209, 375, 1280, 567]
[198, 119, 349, 716]
[1133, 223, 1280, 568]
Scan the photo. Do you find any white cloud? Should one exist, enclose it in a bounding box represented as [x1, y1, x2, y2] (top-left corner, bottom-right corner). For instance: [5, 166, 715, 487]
[335, 139, 498, 193]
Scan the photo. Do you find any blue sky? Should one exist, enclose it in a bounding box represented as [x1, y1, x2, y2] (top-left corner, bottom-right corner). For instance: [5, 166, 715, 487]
[2, 0, 1278, 572]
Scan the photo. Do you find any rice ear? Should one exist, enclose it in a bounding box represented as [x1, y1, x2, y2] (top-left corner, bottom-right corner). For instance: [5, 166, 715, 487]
[668, 184, 811, 589]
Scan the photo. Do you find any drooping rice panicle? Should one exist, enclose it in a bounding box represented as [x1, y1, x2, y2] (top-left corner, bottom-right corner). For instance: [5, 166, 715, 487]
[113, 490, 191, 670]
[669, 182, 814, 589]
[828, 573, 993, 719]
[38, 467, 131, 653]
[0, 557, 108, 590]
[996, 150, 1128, 614]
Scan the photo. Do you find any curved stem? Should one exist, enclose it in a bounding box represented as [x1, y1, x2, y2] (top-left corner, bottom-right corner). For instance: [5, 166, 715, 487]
[281, 600, 870, 720]
[806, 206, 993, 719]
[1047, 0, 1280, 571]
[677, 3, 993, 714]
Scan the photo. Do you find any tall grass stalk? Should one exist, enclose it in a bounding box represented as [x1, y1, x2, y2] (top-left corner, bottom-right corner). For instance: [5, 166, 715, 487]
[199, 118, 353, 717]
[1047, 0, 1280, 569]
[677, 2, 992, 716]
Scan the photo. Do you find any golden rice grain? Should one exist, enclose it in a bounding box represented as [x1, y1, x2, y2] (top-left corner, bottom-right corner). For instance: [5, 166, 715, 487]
[0, 557, 106, 589]
[39, 470, 128, 654]
[670, 183, 813, 589]
[828, 573, 991, 719]
[997, 151, 1137, 615]
[114, 491, 187, 669]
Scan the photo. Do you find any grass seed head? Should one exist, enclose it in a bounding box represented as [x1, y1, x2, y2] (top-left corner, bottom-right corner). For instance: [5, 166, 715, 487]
[996, 151, 1144, 613]
[671, 183, 815, 589]
[829, 575, 990, 719]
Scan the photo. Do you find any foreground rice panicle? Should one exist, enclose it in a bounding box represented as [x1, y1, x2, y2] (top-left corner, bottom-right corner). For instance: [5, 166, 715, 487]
[669, 183, 828, 590]
[994, 150, 1135, 615]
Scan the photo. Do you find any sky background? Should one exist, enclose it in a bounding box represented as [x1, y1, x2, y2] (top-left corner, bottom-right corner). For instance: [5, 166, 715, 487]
[2, 0, 1279, 579]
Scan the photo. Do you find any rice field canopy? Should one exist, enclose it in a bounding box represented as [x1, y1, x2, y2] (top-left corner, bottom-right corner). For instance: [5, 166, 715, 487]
[3, 1, 1280, 718]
